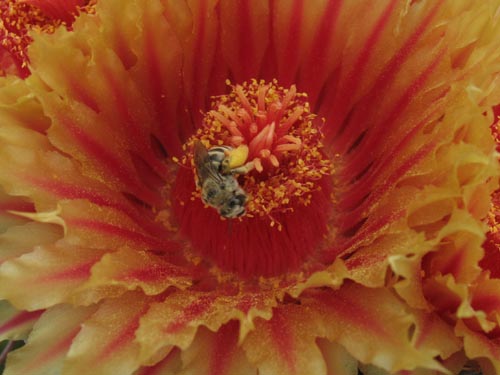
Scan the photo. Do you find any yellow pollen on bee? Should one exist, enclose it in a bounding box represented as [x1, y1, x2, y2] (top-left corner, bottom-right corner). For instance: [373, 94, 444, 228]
[227, 144, 249, 169]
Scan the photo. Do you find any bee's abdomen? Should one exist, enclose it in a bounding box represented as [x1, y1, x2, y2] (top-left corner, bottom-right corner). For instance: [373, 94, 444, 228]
[207, 146, 232, 171]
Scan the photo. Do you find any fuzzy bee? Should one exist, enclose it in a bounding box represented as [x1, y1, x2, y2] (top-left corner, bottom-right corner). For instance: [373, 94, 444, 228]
[193, 141, 253, 218]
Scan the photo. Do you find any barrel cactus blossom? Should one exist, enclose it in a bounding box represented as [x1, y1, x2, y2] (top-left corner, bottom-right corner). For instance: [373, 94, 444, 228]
[1, 1, 500, 374]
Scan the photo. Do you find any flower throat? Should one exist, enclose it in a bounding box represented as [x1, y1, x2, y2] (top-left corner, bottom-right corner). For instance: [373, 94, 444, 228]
[173, 80, 335, 277]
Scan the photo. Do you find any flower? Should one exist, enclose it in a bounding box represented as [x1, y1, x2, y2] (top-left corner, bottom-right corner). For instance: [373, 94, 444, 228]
[0, 0, 499, 374]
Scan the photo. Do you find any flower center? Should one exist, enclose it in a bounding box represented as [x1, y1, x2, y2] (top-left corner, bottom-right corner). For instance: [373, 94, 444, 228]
[172, 80, 335, 277]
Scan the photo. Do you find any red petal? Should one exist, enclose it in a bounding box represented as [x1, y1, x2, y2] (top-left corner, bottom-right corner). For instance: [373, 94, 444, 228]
[219, 0, 270, 82]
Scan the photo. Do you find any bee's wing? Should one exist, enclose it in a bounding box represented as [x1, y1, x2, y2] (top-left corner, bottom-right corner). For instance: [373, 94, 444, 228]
[193, 141, 222, 184]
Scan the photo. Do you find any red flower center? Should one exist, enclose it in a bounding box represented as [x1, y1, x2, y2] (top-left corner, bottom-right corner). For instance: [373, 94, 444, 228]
[172, 80, 335, 277]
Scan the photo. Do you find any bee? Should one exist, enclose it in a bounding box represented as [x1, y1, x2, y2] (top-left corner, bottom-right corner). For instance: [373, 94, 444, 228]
[193, 141, 253, 218]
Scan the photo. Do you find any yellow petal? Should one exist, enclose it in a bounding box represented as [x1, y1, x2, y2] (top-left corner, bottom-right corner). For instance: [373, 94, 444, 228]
[3, 305, 95, 375]
[0, 301, 41, 341]
[63, 292, 150, 375]
[0, 245, 104, 310]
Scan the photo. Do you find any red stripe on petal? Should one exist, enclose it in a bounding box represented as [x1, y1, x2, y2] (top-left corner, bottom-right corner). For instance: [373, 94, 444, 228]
[324, 209, 406, 262]
[0, 310, 43, 336]
[279, 0, 304, 85]
[56, 114, 158, 206]
[367, 0, 445, 98]
[191, 0, 208, 106]
[301, 0, 343, 104]
[320, 291, 388, 338]
[236, 0, 255, 80]
[334, 0, 399, 116]
[269, 309, 296, 373]
[66, 218, 169, 250]
[341, 105, 444, 211]
[0, 201, 34, 213]
[339, 141, 435, 230]
[324, 0, 445, 144]
[39, 261, 94, 282]
[343, 47, 447, 179]
[98, 310, 145, 361]
[22, 175, 165, 236]
[165, 295, 214, 334]
[208, 321, 239, 375]
[25, 326, 80, 372]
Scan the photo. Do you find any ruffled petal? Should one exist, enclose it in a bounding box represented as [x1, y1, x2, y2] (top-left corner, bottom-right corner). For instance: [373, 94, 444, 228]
[75, 247, 196, 304]
[302, 284, 449, 373]
[136, 289, 276, 363]
[3, 305, 95, 375]
[28, 0, 186, 158]
[457, 320, 500, 375]
[63, 292, 151, 375]
[0, 245, 103, 310]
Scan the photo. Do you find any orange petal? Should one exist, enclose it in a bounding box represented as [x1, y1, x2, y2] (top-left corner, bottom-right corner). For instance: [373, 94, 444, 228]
[411, 310, 461, 361]
[62, 292, 151, 375]
[0, 245, 103, 310]
[457, 320, 500, 375]
[3, 305, 95, 375]
[303, 284, 447, 373]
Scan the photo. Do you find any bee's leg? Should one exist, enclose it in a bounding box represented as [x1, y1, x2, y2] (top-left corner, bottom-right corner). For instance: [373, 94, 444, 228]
[230, 161, 255, 175]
